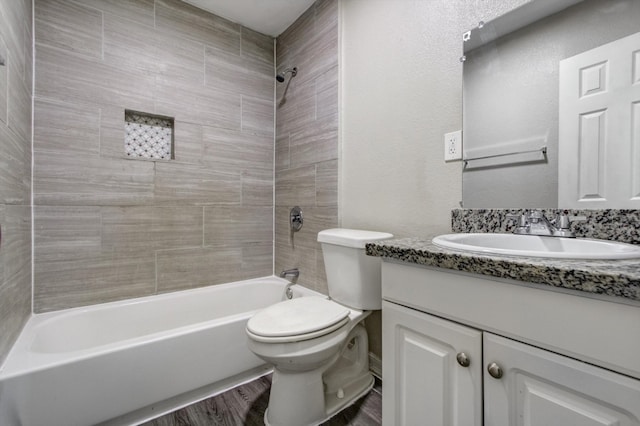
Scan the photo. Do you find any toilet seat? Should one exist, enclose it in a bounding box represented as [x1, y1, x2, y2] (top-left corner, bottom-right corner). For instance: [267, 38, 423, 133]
[247, 297, 350, 343]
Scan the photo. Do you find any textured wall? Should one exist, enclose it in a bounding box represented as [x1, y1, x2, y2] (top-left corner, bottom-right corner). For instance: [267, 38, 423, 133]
[33, 0, 275, 312]
[340, 0, 527, 240]
[274, 0, 339, 295]
[0, 0, 33, 365]
[340, 0, 526, 360]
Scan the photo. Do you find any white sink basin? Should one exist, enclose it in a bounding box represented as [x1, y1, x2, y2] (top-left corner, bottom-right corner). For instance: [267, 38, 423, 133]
[432, 233, 640, 260]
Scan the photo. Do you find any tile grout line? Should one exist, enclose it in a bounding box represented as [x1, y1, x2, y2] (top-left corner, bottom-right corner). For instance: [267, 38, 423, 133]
[272, 37, 276, 276]
[101, 10, 104, 61]
[154, 250, 158, 294]
[97, 107, 102, 155]
[30, 0, 36, 314]
[240, 94, 244, 133]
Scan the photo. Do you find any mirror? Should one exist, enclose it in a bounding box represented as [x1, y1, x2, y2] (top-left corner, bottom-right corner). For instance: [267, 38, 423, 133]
[462, 0, 640, 208]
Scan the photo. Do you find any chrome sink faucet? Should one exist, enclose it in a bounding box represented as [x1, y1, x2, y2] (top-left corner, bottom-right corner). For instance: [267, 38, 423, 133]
[506, 210, 585, 238]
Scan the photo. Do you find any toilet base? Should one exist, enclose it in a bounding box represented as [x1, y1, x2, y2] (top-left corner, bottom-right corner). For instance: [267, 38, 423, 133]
[325, 371, 375, 420]
[264, 373, 374, 426]
[263, 324, 373, 426]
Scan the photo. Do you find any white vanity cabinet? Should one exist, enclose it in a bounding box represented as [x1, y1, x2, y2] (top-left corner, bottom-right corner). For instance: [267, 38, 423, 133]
[484, 333, 640, 425]
[381, 260, 640, 426]
[382, 301, 482, 425]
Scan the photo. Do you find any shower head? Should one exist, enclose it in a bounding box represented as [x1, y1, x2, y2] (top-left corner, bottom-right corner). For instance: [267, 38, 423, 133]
[276, 67, 297, 83]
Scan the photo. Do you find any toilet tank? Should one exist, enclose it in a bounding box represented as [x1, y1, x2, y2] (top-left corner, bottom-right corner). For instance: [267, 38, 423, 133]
[317, 229, 393, 310]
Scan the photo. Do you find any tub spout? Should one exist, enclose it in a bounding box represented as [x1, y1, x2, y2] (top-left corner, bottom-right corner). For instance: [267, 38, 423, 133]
[279, 268, 299, 280]
[280, 269, 299, 299]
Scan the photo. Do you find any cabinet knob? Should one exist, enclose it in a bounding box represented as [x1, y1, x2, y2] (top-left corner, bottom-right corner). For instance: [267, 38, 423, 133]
[456, 352, 471, 367]
[487, 362, 503, 379]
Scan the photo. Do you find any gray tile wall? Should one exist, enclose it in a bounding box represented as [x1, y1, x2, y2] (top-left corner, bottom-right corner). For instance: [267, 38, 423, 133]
[0, 0, 33, 365]
[33, 0, 275, 312]
[275, 0, 339, 295]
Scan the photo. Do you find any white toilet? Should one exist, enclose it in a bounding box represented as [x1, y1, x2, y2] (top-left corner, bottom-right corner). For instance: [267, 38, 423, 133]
[246, 228, 393, 426]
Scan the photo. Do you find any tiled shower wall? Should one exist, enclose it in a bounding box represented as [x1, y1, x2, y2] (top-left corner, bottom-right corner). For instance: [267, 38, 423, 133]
[0, 0, 33, 364]
[275, 0, 339, 295]
[33, 0, 275, 312]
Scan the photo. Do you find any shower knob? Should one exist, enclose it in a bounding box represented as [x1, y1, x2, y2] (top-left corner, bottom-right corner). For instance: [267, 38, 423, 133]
[290, 206, 303, 232]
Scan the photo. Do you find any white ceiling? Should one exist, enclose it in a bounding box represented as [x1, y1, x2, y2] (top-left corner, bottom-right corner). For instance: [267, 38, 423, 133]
[182, 0, 317, 37]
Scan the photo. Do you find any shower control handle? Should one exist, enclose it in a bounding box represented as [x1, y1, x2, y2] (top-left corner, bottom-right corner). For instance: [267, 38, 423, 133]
[290, 206, 303, 232]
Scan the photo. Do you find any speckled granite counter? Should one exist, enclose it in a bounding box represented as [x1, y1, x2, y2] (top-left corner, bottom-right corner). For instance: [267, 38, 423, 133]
[366, 237, 640, 303]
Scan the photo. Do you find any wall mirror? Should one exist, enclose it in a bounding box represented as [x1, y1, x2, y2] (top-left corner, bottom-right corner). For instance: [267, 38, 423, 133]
[462, 0, 640, 208]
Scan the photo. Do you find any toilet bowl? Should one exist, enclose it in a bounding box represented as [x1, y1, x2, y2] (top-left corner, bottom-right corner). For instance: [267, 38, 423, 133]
[246, 228, 393, 426]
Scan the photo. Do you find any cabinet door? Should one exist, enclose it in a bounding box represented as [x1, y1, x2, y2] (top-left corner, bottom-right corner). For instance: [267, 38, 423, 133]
[382, 301, 482, 426]
[484, 333, 640, 426]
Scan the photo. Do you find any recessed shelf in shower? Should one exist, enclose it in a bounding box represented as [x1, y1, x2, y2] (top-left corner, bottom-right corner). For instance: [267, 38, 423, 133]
[124, 110, 175, 161]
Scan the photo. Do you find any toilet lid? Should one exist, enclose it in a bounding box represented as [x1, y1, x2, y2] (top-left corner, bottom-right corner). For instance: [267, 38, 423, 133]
[247, 297, 350, 339]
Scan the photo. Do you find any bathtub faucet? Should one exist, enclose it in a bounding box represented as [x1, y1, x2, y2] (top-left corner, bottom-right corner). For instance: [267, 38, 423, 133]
[279, 268, 300, 280]
[280, 268, 299, 300]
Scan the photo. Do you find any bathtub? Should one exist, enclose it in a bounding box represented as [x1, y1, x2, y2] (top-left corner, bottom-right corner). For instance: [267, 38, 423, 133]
[0, 276, 317, 426]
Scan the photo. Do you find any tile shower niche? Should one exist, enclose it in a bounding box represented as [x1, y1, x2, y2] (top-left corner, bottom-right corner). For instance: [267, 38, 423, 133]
[124, 110, 174, 160]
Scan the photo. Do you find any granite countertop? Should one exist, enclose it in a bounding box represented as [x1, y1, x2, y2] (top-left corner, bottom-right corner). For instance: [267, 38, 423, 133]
[366, 236, 640, 303]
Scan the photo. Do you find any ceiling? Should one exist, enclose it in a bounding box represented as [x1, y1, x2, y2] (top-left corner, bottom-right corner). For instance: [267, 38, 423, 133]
[182, 0, 317, 37]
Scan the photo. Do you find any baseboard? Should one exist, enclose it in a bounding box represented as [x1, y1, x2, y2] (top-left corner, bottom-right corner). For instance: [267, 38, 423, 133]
[369, 352, 382, 379]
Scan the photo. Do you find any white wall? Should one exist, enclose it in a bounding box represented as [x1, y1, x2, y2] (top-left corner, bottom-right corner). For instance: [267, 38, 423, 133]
[339, 0, 526, 238]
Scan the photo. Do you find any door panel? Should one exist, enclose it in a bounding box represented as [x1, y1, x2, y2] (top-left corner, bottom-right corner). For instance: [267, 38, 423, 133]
[382, 301, 482, 426]
[484, 333, 640, 426]
[559, 31, 640, 207]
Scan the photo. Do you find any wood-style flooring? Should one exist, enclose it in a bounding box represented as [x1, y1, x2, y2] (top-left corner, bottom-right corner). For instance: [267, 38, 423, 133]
[143, 374, 382, 426]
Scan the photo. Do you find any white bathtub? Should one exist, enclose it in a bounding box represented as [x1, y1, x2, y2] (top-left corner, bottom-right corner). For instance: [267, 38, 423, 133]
[0, 276, 317, 426]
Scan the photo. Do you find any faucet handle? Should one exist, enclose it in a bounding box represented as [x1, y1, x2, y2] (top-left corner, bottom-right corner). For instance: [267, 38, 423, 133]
[568, 214, 587, 223]
[505, 212, 528, 233]
[555, 211, 571, 230]
[551, 210, 586, 237]
[555, 211, 586, 230]
[505, 213, 519, 221]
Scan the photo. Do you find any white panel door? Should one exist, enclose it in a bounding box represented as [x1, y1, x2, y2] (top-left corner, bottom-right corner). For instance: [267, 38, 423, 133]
[382, 301, 482, 426]
[484, 333, 640, 426]
[559, 31, 640, 208]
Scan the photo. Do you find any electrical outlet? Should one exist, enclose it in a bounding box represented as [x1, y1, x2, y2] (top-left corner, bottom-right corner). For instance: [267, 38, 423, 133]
[444, 130, 462, 161]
